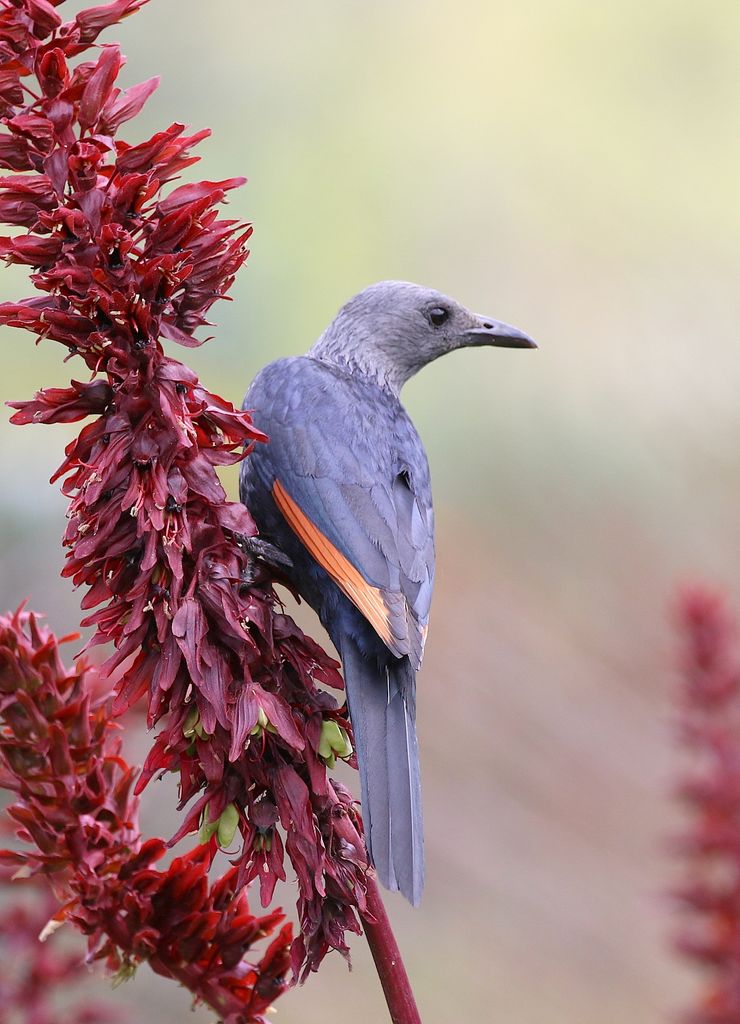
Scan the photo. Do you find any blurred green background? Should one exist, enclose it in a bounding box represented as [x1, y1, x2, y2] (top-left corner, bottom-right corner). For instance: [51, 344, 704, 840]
[3, 0, 739, 1020]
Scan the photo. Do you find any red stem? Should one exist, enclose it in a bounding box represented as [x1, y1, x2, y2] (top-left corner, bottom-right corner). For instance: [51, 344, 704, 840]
[362, 876, 422, 1024]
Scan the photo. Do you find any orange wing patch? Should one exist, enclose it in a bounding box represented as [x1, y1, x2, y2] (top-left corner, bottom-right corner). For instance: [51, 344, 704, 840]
[272, 478, 409, 659]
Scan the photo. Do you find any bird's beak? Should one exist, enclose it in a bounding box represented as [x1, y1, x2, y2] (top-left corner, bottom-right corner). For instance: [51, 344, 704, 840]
[464, 317, 537, 349]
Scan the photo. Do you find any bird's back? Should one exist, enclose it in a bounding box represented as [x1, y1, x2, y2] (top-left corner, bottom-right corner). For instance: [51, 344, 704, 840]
[241, 356, 435, 655]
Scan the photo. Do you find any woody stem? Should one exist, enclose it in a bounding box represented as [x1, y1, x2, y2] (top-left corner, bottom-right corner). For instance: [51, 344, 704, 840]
[361, 876, 422, 1024]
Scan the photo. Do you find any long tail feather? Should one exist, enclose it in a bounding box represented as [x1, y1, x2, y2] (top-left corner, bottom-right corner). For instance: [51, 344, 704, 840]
[340, 635, 424, 905]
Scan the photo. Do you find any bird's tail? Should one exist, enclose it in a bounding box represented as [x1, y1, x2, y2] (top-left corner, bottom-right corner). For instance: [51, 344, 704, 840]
[339, 634, 424, 905]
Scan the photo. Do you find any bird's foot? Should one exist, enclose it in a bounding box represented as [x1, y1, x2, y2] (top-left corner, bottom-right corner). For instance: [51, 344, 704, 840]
[237, 535, 294, 589]
[240, 535, 293, 570]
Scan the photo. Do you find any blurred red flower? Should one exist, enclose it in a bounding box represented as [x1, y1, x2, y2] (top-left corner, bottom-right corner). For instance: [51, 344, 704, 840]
[674, 588, 740, 1022]
[0, 866, 122, 1024]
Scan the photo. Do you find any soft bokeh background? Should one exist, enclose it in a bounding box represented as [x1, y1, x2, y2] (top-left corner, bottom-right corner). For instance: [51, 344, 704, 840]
[2, 0, 739, 1020]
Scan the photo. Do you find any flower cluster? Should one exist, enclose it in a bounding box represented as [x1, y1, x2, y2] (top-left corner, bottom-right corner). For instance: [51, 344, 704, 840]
[673, 588, 740, 1023]
[0, 607, 292, 1023]
[0, 0, 368, 976]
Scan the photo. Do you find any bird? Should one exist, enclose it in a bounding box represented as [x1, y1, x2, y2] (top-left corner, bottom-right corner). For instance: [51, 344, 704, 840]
[239, 280, 536, 906]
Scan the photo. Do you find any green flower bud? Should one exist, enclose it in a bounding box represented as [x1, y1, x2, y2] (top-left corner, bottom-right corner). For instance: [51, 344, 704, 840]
[250, 706, 269, 736]
[217, 803, 240, 848]
[319, 720, 353, 764]
[198, 806, 220, 845]
[335, 727, 353, 759]
[198, 820, 219, 844]
[184, 706, 210, 741]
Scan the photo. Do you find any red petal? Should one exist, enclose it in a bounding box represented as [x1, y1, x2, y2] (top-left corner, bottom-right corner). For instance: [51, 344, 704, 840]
[75, 0, 149, 45]
[78, 46, 122, 130]
[27, 0, 63, 36]
[101, 75, 159, 132]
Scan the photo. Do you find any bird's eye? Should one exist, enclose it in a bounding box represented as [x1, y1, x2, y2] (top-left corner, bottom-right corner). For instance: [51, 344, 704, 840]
[428, 307, 449, 327]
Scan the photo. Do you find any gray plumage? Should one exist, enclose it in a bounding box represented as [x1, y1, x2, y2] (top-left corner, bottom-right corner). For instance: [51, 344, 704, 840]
[240, 280, 535, 905]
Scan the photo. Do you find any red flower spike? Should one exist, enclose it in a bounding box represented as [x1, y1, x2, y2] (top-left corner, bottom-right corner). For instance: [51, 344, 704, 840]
[1, 0, 369, 982]
[673, 588, 740, 1022]
[0, 609, 291, 1023]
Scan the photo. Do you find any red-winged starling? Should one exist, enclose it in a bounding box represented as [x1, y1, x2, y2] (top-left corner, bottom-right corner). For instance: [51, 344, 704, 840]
[239, 280, 536, 906]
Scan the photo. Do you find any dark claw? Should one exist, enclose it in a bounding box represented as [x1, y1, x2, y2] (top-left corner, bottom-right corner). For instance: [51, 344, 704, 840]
[241, 536, 293, 571]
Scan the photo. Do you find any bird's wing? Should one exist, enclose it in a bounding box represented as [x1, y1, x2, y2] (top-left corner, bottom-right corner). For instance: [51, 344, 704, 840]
[246, 359, 435, 668]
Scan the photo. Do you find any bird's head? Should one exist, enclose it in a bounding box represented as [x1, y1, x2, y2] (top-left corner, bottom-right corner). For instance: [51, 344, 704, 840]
[309, 280, 536, 393]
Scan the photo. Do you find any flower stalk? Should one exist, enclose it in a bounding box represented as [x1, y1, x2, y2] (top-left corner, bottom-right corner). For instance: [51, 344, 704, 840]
[362, 878, 422, 1024]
